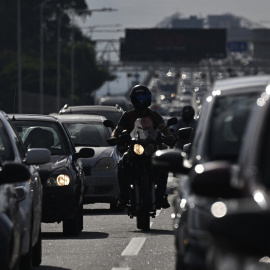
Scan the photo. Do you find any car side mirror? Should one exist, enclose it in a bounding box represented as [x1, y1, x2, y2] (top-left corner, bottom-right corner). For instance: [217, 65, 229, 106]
[190, 161, 241, 198]
[103, 119, 115, 129]
[167, 117, 178, 127]
[151, 149, 188, 174]
[77, 147, 95, 159]
[0, 162, 30, 184]
[25, 148, 51, 165]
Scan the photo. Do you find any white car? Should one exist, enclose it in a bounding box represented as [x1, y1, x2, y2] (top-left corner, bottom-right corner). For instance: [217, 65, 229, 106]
[55, 114, 121, 211]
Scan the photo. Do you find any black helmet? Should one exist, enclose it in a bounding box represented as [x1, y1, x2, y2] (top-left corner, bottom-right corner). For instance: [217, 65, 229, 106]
[182, 105, 195, 122]
[130, 84, 151, 110]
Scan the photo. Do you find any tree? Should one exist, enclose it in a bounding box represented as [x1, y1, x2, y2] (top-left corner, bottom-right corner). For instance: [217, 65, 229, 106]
[0, 0, 113, 112]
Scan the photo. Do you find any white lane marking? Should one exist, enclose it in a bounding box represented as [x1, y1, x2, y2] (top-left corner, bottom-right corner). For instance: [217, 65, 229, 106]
[121, 237, 146, 256]
[156, 209, 161, 216]
[150, 222, 153, 228]
[111, 268, 131, 270]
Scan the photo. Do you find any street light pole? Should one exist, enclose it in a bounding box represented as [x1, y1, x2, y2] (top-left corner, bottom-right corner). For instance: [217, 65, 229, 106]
[56, 11, 63, 111]
[40, 0, 47, 114]
[17, 0, 22, 113]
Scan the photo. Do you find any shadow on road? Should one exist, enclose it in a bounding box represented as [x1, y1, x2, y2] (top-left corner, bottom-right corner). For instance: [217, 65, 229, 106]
[34, 266, 71, 270]
[41, 231, 109, 240]
[133, 228, 174, 236]
[83, 208, 126, 216]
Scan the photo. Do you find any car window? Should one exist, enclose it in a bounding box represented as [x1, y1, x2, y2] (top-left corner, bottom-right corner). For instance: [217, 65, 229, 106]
[208, 93, 259, 162]
[63, 122, 110, 147]
[12, 120, 70, 155]
[0, 120, 15, 161]
[260, 107, 270, 189]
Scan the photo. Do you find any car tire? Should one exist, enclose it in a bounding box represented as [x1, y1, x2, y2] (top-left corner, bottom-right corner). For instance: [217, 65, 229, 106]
[32, 225, 42, 266]
[62, 204, 81, 236]
[79, 202, 83, 232]
[20, 229, 33, 270]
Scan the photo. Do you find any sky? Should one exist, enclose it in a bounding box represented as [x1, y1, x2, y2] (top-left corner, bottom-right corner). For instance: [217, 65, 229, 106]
[80, 0, 270, 96]
[83, 0, 270, 35]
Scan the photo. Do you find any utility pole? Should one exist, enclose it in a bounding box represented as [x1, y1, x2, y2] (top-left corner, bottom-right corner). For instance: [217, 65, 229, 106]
[17, 0, 22, 113]
[69, 8, 117, 106]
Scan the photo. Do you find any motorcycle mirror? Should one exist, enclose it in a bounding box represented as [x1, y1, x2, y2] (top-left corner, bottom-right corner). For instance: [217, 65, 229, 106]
[167, 117, 178, 127]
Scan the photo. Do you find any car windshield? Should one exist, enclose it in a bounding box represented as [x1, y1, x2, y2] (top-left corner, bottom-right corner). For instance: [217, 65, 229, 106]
[0, 120, 14, 161]
[208, 92, 259, 162]
[63, 122, 110, 147]
[12, 120, 70, 155]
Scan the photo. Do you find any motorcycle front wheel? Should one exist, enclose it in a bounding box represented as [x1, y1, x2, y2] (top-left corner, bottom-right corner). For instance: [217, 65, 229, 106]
[136, 175, 151, 231]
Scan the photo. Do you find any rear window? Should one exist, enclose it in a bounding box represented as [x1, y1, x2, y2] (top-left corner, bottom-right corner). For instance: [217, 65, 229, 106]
[63, 122, 110, 147]
[0, 120, 14, 161]
[208, 93, 259, 161]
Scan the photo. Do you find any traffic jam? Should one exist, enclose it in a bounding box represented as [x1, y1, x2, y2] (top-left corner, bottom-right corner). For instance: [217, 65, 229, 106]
[2, 65, 270, 270]
[2, 1, 270, 270]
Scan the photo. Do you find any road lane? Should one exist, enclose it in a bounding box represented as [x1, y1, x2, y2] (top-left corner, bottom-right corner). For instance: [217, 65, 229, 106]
[35, 195, 176, 270]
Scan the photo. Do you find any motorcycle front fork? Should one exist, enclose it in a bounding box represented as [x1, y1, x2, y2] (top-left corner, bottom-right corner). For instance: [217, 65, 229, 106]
[128, 180, 156, 218]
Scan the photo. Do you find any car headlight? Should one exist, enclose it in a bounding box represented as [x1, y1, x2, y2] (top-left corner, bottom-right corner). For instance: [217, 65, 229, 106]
[134, 144, 144, 155]
[47, 173, 71, 186]
[93, 157, 117, 172]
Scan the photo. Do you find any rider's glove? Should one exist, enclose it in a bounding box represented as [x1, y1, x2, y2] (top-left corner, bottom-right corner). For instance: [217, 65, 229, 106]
[107, 137, 118, 146]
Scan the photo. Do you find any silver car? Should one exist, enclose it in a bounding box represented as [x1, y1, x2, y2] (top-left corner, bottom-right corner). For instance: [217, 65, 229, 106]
[55, 114, 121, 211]
[1, 111, 50, 270]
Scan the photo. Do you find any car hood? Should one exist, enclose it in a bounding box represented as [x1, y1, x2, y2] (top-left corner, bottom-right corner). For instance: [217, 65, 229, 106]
[38, 155, 70, 180]
[75, 146, 116, 166]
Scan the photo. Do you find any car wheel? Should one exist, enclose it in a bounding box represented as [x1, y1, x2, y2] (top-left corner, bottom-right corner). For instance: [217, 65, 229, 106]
[110, 201, 124, 212]
[32, 225, 42, 266]
[62, 205, 81, 236]
[79, 202, 83, 232]
[20, 229, 33, 270]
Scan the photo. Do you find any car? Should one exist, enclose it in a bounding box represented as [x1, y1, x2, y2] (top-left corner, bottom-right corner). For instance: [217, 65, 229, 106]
[151, 75, 270, 270]
[189, 83, 270, 270]
[54, 114, 121, 211]
[0, 111, 50, 270]
[58, 104, 125, 128]
[10, 114, 95, 236]
[0, 160, 31, 270]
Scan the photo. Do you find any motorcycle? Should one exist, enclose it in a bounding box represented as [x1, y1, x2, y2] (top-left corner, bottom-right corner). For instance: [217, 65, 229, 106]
[108, 117, 177, 231]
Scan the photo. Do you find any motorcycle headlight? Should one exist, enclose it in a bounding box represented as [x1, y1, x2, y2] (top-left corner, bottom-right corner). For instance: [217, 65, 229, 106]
[93, 157, 117, 172]
[134, 144, 144, 155]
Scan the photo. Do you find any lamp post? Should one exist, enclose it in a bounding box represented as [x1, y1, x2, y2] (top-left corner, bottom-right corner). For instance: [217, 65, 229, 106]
[17, 0, 22, 113]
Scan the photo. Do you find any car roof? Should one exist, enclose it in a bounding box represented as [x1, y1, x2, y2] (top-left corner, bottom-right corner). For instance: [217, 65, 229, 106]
[59, 105, 124, 114]
[8, 114, 59, 123]
[55, 114, 107, 122]
[212, 75, 270, 92]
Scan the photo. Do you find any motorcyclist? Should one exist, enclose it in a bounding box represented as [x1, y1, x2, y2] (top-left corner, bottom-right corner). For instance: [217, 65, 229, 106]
[108, 84, 175, 209]
[173, 105, 197, 149]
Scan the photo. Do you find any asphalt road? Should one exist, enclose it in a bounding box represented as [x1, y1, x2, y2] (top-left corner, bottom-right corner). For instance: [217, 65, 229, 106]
[34, 178, 178, 270]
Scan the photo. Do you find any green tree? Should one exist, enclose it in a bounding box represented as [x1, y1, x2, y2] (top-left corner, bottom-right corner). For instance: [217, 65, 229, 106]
[0, 0, 113, 113]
